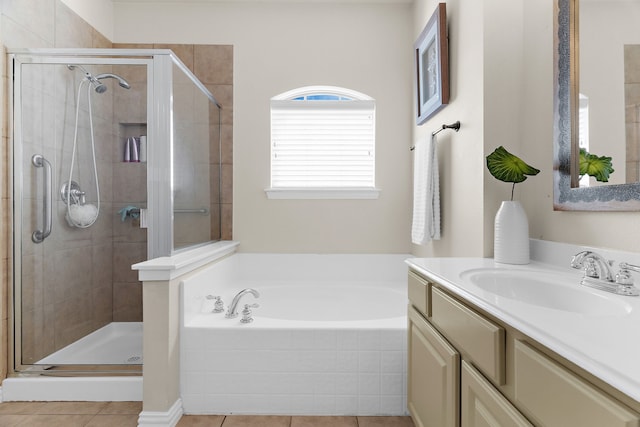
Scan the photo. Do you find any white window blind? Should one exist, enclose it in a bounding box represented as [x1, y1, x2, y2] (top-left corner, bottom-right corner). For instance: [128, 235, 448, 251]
[270, 90, 376, 192]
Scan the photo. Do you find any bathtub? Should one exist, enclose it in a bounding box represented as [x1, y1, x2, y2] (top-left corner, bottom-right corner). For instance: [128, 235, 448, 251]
[180, 253, 410, 416]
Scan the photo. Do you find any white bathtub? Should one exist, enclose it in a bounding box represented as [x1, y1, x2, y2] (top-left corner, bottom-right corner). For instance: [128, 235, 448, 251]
[180, 253, 410, 416]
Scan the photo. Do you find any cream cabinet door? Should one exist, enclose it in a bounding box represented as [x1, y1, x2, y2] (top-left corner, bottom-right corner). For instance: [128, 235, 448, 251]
[462, 361, 533, 427]
[408, 306, 460, 427]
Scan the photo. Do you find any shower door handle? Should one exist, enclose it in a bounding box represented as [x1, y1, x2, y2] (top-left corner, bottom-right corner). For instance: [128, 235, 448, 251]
[31, 154, 52, 243]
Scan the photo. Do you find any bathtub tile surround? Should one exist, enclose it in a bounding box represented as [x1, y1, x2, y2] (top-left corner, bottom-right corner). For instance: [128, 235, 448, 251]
[180, 253, 411, 416]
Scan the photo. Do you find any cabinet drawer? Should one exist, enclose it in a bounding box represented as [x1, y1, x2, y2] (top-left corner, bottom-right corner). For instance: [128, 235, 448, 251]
[462, 361, 533, 427]
[431, 286, 505, 385]
[408, 271, 429, 316]
[514, 340, 640, 427]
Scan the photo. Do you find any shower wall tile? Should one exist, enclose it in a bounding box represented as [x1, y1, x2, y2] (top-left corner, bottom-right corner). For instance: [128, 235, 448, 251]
[113, 242, 146, 284]
[114, 83, 147, 124]
[92, 284, 113, 328]
[54, 291, 94, 349]
[0, 5, 54, 49]
[194, 45, 233, 85]
[1, 0, 56, 43]
[221, 164, 233, 204]
[113, 282, 142, 322]
[53, 2, 93, 48]
[222, 203, 233, 241]
[92, 244, 114, 286]
[112, 163, 147, 203]
[92, 29, 112, 49]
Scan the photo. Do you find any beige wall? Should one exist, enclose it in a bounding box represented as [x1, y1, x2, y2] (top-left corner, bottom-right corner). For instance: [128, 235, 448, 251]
[410, 0, 488, 258]
[114, 1, 414, 254]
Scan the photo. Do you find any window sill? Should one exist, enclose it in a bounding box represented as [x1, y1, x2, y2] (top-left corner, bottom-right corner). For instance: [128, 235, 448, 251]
[265, 187, 381, 200]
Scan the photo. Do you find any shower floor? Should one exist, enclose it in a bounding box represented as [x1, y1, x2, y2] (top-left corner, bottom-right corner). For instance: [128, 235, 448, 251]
[36, 322, 142, 366]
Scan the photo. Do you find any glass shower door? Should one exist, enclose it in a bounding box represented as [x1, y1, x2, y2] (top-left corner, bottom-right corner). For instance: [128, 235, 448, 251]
[12, 56, 149, 372]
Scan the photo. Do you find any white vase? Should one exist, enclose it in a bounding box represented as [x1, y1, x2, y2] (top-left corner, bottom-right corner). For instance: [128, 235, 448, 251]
[494, 201, 530, 264]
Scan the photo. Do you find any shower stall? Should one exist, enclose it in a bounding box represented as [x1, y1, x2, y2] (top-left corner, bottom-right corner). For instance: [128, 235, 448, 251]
[8, 49, 222, 383]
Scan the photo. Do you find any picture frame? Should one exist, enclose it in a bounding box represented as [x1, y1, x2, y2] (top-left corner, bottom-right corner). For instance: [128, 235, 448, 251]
[415, 3, 449, 125]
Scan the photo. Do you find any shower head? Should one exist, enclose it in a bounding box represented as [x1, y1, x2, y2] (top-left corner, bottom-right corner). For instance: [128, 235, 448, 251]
[95, 73, 131, 90]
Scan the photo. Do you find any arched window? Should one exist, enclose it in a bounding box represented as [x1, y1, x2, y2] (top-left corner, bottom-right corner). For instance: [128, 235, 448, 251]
[267, 86, 379, 199]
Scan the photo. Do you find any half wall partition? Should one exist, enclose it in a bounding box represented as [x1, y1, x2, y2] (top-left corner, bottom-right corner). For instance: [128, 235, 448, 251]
[9, 48, 221, 376]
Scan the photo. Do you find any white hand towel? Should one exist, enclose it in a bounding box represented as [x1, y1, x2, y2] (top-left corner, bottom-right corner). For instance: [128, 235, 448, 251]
[411, 133, 441, 244]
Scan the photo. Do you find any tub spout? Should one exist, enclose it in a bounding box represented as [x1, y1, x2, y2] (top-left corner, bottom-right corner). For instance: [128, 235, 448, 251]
[226, 288, 260, 318]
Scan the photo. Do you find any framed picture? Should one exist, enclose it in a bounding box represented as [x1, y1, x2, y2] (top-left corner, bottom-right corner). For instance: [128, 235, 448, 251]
[415, 3, 449, 125]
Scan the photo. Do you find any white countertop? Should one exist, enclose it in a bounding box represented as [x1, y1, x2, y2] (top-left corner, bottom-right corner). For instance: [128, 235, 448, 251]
[406, 257, 640, 403]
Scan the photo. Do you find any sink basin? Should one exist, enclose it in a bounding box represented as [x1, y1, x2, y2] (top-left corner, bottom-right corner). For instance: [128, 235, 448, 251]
[460, 268, 633, 316]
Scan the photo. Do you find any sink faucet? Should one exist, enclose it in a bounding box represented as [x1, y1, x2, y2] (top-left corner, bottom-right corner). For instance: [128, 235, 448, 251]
[570, 250, 615, 282]
[226, 288, 260, 318]
[570, 251, 639, 296]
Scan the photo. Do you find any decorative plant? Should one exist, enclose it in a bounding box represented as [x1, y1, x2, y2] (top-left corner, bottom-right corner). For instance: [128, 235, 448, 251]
[486, 146, 541, 201]
[579, 148, 614, 182]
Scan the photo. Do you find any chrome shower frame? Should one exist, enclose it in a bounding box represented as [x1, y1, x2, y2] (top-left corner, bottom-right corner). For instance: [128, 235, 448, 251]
[8, 48, 222, 377]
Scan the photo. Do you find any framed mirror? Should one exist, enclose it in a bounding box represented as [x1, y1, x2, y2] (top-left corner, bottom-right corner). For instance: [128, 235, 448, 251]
[554, 0, 640, 211]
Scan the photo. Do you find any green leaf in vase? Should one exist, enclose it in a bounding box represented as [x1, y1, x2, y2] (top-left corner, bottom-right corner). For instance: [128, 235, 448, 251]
[486, 146, 540, 184]
[579, 148, 614, 182]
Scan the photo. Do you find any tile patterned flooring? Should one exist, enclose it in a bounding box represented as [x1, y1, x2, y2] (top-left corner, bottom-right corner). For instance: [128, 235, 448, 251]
[0, 401, 415, 426]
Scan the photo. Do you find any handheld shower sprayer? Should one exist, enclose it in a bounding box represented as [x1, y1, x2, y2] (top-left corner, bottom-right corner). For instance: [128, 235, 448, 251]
[67, 65, 131, 93]
[95, 73, 132, 90]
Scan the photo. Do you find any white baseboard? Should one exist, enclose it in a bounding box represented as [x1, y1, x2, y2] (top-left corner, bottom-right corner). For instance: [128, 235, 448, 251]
[137, 398, 183, 427]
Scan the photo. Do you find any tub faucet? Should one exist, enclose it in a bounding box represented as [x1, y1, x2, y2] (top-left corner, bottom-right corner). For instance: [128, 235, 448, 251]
[226, 288, 260, 318]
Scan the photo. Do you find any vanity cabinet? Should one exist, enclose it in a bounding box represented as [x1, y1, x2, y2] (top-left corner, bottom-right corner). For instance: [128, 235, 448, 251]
[408, 306, 459, 427]
[462, 360, 532, 427]
[407, 269, 640, 427]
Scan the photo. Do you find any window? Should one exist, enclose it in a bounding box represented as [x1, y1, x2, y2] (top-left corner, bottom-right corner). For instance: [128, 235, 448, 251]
[267, 86, 379, 199]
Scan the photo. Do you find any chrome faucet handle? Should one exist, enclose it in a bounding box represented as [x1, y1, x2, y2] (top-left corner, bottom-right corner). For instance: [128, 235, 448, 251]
[240, 303, 260, 324]
[206, 295, 225, 313]
[616, 262, 640, 285]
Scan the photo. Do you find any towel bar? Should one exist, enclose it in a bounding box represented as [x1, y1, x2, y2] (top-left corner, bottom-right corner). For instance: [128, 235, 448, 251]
[410, 120, 461, 150]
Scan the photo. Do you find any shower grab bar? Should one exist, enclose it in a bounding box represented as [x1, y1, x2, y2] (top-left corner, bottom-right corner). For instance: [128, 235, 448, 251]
[174, 208, 209, 214]
[31, 154, 52, 243]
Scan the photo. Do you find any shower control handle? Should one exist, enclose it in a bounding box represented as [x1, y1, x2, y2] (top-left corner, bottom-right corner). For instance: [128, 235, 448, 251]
[31, 154, 52, 243]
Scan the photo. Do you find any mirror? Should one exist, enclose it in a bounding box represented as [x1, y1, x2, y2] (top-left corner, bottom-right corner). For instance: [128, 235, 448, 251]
[554, 0, 640, 210]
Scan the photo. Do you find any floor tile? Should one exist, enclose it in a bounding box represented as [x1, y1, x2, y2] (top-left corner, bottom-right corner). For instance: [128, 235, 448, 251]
[36, 401, 108, 415]
[291, 416, 358, 427]
[0, 402, 48, 414]
[0, 414, 29, 426]
[13, 414, 95, 426]
[223, 415, 291, 427]
[178, 414, 225, 426]
[97, 401, 142, 415]
[357, 416, 415, 427]
[85, 414, 140, 426]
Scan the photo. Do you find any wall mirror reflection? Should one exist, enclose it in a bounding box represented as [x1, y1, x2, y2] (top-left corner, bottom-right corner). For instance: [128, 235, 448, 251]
[554, 0, 640, 210]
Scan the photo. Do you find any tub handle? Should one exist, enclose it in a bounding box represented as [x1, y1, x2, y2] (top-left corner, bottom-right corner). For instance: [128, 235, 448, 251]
[206, 295, 225, 313]
[240, 303, 259, 324]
